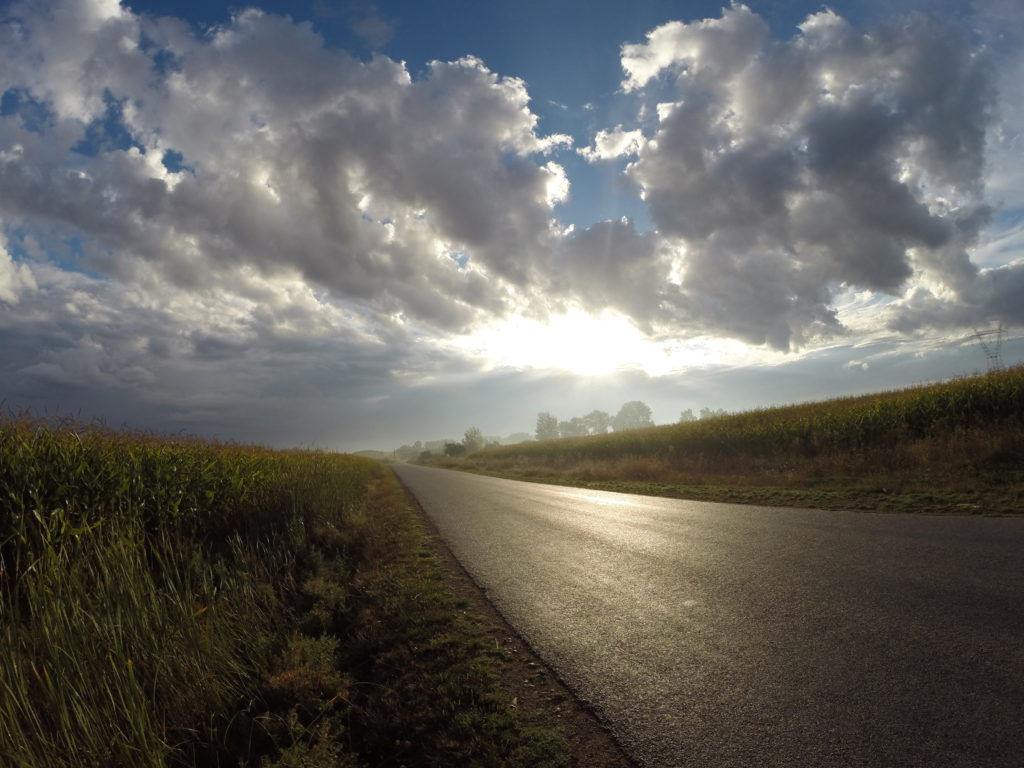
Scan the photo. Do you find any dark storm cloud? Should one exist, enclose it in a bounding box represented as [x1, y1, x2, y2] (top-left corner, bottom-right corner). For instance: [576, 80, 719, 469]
[887, 261, 1024, 333]
[0, 262, 473, 445]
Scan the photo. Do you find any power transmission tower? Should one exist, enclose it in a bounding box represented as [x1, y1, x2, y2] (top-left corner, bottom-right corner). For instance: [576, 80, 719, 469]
[973, 323, 1005, 372]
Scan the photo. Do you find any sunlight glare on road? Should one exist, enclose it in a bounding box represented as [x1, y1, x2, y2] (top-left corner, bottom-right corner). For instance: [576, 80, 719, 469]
[561, 491, 643, 507]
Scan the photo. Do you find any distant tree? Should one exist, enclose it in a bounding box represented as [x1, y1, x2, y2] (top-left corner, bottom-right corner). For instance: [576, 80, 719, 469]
[558, 417, 588, 438]
[678, 408, 696, 423]
[417, 450, 434, 462]
[463, 426, 485, 453]
[699, 407, 728, 420]
[583, 409, 611, 435]
[505, 432, 533, 444]
[443, 442, 467, 457]
[612, 400, 654, 431]
[535, 412, 560, 441]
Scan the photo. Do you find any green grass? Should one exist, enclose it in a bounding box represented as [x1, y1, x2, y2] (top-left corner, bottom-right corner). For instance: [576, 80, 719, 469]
[0, 417, 567, 766]
[339, 471, 567, 767]
[433, 367, 1024, 515]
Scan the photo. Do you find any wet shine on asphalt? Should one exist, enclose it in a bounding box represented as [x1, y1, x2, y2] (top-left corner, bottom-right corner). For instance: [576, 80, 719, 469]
[393, 463, 1024, 767]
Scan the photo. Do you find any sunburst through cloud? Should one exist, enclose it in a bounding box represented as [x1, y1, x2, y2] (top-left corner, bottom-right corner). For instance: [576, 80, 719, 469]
[0, 0, 1021, 448]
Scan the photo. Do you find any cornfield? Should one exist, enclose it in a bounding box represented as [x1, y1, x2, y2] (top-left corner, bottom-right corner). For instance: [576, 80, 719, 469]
[470, 366, 1024, 486]
[0, 417, 377, 766]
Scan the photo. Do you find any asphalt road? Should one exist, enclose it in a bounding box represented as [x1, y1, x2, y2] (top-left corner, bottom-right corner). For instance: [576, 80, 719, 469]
[393, 463, 1024, 767]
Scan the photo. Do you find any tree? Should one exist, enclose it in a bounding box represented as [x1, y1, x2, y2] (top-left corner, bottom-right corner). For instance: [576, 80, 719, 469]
[583, 409, 611, 435]
[612, 400, 654, 431]
[443, 442, 467, 457]
[535, 412, 559, 441]
[463, 426, 485, 454]
[558, 417, 588, 438]
[678, 408, 696, 423]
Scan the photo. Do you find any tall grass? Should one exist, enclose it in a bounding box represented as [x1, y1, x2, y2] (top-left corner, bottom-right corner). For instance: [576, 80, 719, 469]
[0, 417, 376, 766]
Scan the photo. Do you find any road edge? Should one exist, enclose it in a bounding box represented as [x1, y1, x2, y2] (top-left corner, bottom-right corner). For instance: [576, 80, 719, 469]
[391, 465, 638, 768]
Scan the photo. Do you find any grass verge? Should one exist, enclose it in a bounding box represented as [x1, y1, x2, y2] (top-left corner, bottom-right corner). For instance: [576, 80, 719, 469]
[336, 468, 569, 767]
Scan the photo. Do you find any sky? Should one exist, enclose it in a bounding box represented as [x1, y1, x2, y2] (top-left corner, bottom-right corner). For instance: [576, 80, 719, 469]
[1, 0, 1022, 450]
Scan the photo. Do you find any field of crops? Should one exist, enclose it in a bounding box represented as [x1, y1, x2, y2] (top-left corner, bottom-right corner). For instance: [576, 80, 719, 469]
[479, 366, 1023, 463]
[0, 417, 379, 765]
[455, 367, 1024, 512]
[0, 418, 570, 766]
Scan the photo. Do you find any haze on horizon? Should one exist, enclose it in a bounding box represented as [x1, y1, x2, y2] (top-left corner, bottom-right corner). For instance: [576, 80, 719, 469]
[0, 0, 1022, 451]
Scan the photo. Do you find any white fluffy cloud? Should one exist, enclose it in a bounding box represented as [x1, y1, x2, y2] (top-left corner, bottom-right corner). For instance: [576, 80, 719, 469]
[579, 127, 646, 162]
[611, 3, 1000, 349]
[621, 3, 769, 93]
[0, 229, 36, 305]
[0, 2, 572, 336]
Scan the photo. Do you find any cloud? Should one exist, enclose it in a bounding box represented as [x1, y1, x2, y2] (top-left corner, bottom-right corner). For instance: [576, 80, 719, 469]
[551, 218, 676, 330]
[579, 126, 646, 162]
[0, 258, 475, 443]
[0, 229, 37, 305]
[0, 0, 1016, 439]
[885, 259, 1024, 333]
[620, 3, 769, 93]
[0, 1, 570, 337]
[611, 3, 999, 349]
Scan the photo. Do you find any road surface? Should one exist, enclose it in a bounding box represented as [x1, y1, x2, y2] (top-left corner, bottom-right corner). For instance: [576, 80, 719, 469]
[393, 463, 1024, 767]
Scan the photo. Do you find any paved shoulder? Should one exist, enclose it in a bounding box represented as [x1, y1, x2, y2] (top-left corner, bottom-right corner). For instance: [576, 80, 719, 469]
[394, 463, 1024, 767]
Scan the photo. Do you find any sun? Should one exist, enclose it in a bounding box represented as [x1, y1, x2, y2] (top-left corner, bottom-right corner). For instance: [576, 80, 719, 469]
[454, 310, 703, 376]
[452, 308, 790, 377]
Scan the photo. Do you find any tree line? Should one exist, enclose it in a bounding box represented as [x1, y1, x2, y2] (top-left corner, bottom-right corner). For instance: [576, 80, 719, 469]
[400, 401, 730, 460]
[534, 400, 655, 440]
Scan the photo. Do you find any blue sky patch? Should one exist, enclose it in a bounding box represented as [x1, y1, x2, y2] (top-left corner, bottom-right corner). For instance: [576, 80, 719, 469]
[161, 149, 190, 173]
[0, 88, 54, 135]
